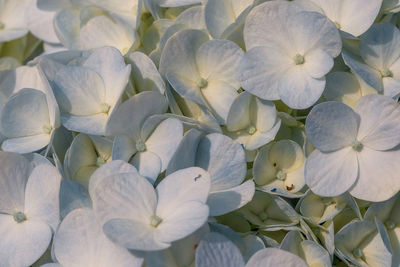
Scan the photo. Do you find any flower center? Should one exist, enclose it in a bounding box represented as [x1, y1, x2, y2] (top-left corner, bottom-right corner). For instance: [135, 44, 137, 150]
[380, 68, 393, 78]
[0, 21, 4, 30]
[13, 211, 27, 223]
[276, 170, 287, 181]
[150, 215, 163, 227]
[247, 125, 256, 135]
[294, 54, 305, 65]
[353, 248, 364, 258]
[352, 140, 363, 152]
[96, 156, 106, 167]
[196, 77, 208, 89]
[100, 103, 111, 114]
[136, 140, 146, 152]
[42, 124, 53, 134]
[385, 219, 396, 230]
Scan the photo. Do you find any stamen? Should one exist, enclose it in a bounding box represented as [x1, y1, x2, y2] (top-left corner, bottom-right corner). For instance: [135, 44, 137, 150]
[247, 125, 256, 135]
[352, 140, 363, 152]
[136, 140, 146, 152]
[380, 68, 393, 78]
[276, 170, 287, 181]
[150, 215, 163, 227]
[196, 77, 208, 89]
[13, 212, 27, 223]
[294, 54, 305, 65]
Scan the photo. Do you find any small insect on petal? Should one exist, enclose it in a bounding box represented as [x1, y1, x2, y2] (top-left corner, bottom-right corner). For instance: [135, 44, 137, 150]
[194, 174, 202, 181]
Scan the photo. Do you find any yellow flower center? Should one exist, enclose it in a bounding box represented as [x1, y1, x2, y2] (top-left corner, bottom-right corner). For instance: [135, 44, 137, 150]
[352, 140, 363, 152]
[196, 77, 208, 89]
[380, 68, 393, 78]
[294, 54, 305, 65]
[150, 215, 163, 227]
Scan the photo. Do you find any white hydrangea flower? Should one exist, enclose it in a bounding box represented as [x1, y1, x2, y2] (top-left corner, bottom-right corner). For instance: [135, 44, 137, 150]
[296, 0, 382, 37]
[52, 46, 131, 135]
[0, 65, 60, 153]
[280, 231, 331, 267]
[159, 29, 244, 124]
[240, 1, 342, 109]
[167, 130, 254, 216]
[335, 220, 392, 267]
[196, 232, 309, 267]
[253, 140, 306, 197]
[225, 92, 281, 151]
[305, 94, 400, 201]
[0, 0, 30, 42]
[342, 23, 400, 99]
[90, 163, 211, 251]
[106, 91, 183, 183]
[239, 191, 301, 229]
[52, 208, 143, 267]
[0, 152, 61, 266]
[64, 134, 112, 188]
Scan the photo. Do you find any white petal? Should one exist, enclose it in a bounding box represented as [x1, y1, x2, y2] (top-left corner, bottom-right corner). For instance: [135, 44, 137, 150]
[305, 101, 360, 152]
[159, 0, 201, 7]
[166, 128, 203, 175]
[0, 152, 31, 214]
[360, 23, 400, 70]
[26, 0, 59, 43]
[128, 51, 166, 94]
[166, 72, 207, 106]
[200, 81, 238, 124]
[355, 94, 400, 150]
[277, 66, 325, 109]
[83, 46, 131, 107]
[0, 215, 52, 267]
[304, 49, 334, 78]
[145, 118, 184, 171]
[196, 133, 246, 191]
[130, 151, 162, 184]
[239, 46, 287, 101]
[196, 39, 243, 88]
[342, 51, 384, 92]
[53, 8, 80, 49]
[88, 160, 138, 197]
[159, 29, 209, 79]
[79, 16, 134, 55]
[1, 134, 51, 154]
[91, 172, 157, 225]
[305, 148, 358, 197]
[53, 208, 143, 267]
[54, 66, 105, 116]
[383, 77, 400, 99]
[196, 232, 245, 267]
[207, 180, 255, 216]
[1, 88, 50, 137]
[156, 167, 211, 219]
[324, 72, 362, 107]
[226, 92, 252, 132]
[104, 218, 169, 251]
[349, 147, 400, 202]
[112, 134, 136, 161]
[24, 164, 61, 231]
[156, 201, 209, 244]
[246, 248, 308, 267]
[61, 113, 108, 135]
[106, 91, 168, 138]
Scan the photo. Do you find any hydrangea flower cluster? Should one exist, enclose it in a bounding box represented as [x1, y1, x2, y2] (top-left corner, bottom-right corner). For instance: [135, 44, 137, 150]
[1, 0, 400, 266]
